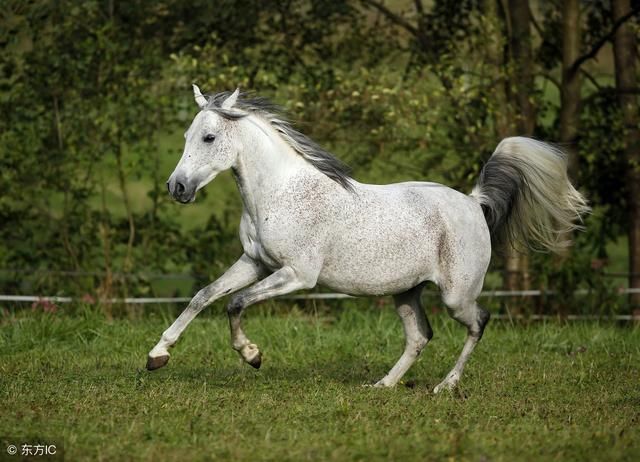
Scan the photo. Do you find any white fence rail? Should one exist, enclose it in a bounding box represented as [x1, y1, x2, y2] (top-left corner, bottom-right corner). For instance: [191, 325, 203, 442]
[2, 291, 639, 321]
[1, 287, 639, 304]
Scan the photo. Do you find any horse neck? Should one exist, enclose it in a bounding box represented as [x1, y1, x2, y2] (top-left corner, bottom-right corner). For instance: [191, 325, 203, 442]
[232, 116, 319, 217]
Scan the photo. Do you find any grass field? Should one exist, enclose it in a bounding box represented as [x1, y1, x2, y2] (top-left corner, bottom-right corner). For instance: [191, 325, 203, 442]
[0, 304, 638, 461]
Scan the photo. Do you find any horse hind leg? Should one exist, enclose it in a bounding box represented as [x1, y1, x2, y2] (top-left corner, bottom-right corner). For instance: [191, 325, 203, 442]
[374, 283, 433, 387]
[227, 266, 316, 369]
[433, 289, 490, 394]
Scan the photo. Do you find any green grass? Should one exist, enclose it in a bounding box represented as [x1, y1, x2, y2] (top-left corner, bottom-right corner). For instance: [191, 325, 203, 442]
[0, 305, 638, 461]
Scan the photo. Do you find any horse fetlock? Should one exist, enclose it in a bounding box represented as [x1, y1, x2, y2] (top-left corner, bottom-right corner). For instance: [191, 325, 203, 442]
[148, 340, 171, 358]
[161, 333, 178, 347]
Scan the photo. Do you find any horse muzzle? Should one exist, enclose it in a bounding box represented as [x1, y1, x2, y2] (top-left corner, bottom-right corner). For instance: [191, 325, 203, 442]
[167, 174, 197, 203]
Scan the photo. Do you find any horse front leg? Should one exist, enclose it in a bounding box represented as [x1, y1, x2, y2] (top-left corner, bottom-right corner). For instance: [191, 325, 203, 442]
[227, 266, 316, 368]
[146, 254, 266, 370]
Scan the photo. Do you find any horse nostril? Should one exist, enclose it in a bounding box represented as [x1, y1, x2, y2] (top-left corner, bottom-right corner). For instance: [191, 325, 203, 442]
[176, 182, 186, 195]
[166, 182, 171, 193]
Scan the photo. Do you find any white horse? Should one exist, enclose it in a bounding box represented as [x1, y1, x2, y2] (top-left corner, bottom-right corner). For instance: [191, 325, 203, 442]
[147, 86, 589, 392]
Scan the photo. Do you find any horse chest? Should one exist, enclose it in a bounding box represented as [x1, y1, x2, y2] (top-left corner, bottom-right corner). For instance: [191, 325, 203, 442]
[239, 213, 281, 269]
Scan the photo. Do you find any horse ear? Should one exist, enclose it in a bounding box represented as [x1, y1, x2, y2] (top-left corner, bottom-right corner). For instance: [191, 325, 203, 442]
[221, 88, 240, 109]
[192, 84, 208, 109]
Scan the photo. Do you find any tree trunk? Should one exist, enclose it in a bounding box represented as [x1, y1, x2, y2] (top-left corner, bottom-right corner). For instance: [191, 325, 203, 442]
[115, 140, 135, 274]
[488, 0, 526, 301]
[508, 0, 536, 136]
[559, 0, 581, 181]
[504, 0, 535, 298]
[486, 0, 514, 139]
[555, 0, 582, 272]
[98, 174, 113, 318]
[612, 0, 640, 310]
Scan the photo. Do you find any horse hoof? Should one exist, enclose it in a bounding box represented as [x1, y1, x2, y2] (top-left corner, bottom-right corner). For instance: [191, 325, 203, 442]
[146, 354, 170, 371]
[433, 381, 455, 394]
[374, 379, 394, 388]
[247, 352, 262, 369]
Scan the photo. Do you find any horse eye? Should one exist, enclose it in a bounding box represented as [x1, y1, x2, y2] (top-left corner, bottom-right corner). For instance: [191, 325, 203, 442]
[203, 134, 216, 143]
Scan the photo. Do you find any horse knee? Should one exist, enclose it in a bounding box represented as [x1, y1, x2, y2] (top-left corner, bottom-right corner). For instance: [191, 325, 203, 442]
[187, 288, 207, 310]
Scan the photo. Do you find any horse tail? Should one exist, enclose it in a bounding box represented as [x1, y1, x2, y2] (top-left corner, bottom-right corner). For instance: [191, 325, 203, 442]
[470, 137, 590, 253]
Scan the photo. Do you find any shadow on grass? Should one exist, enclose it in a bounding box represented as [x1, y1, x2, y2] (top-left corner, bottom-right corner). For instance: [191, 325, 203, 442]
[136, 354, 446, 392]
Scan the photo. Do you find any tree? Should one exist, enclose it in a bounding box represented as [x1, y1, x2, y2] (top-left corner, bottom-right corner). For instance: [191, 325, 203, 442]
[508, 0, 536, 136]
[485, 0, 515, 141]
[559, 0, 582, 181]
[502, 0, 536, 295]
[612, 0, 640, 309]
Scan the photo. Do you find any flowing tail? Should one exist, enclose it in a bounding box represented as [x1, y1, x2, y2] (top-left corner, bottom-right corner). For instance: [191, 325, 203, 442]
[470, 137, 591, 252]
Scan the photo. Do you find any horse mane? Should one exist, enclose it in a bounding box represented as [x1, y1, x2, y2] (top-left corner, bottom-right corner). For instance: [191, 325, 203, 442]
[204, 91, 353, 191]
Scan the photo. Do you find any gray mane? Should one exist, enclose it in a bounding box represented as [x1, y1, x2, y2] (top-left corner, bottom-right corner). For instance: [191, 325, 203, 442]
[205, 91, 353, 191]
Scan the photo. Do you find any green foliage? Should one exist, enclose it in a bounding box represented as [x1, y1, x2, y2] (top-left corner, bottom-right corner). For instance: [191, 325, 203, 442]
[0, 1, 242, 297]
[529, 210, 626, 316]
[0, 1, 635, 312]
[580, 90, 628, 232]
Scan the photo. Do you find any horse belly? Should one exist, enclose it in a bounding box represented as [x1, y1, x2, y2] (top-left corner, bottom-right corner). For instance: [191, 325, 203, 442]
[315, 184, 487, 296]
[317, 224, 442, 296]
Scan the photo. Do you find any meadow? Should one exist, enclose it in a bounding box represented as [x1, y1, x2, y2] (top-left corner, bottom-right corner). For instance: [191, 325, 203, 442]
[1, 303, 638, 461]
